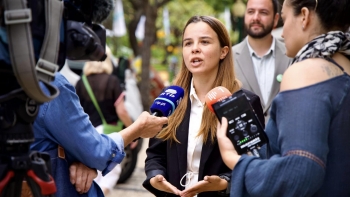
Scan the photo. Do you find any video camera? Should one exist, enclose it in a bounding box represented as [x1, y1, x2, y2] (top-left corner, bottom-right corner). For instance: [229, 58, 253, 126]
[0, 0, 113, 119]
[0, 0, 113, 196]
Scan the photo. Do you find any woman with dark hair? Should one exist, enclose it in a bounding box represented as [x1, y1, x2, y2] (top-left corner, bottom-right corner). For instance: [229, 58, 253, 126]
[214, 0, 350, 196]
[143, 16, 264, 197]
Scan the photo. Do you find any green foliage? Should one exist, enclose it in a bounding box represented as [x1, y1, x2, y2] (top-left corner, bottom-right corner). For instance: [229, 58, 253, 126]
[107, 36, 133, 58]
[159, 0, 218, 33]
[151, 46, 166, 62]
[204, 0, 234, 12]
[107, 0, 244, 68]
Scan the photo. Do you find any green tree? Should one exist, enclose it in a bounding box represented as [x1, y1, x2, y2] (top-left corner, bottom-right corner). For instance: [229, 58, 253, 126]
[155, 0, 217, 65]
[105, 0, 238, 110]
[126, 0, 173, 111]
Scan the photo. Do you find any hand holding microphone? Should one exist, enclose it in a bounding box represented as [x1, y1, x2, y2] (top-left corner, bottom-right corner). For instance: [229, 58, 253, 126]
[205, 86, 268, 157]
[141, 85, 184, 137]
[126, 85, 185, 143]
[150, 85, 184, 117]
[205, 86, 240, 169]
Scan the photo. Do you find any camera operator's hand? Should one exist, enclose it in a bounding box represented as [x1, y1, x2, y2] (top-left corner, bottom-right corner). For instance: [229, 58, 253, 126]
[119, 111, 168, 146]
[216, 117, 241, 170]
[69, 162, 97, 194]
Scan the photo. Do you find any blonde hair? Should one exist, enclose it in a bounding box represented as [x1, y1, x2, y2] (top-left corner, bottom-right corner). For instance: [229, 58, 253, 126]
[157, 16, 241, 144]
[83, 46, 113, 76]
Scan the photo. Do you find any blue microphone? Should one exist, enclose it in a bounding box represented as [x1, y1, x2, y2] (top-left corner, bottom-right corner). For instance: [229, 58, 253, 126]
[150, 85, 185, 117]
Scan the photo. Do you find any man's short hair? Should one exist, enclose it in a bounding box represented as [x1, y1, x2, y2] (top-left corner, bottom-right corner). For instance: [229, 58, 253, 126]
[247, 0, 279, 15]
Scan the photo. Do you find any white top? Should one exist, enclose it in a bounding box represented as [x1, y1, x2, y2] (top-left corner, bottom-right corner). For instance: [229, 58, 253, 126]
[247, 38, 276, 106]
[181, 79, 204, 194]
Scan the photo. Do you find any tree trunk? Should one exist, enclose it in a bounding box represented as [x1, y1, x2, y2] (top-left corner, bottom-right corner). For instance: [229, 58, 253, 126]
[128, 10, 143, 57]
[140, 3, 158, 111]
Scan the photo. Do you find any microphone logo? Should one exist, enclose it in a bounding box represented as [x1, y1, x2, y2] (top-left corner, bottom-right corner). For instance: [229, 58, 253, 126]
[150, 86, 184, 117]
[206, 87, 230, 101]
[161, 88, 178, 97]
[206, 91, 218, 101]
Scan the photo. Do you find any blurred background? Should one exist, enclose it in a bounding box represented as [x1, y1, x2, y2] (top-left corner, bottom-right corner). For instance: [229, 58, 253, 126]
[99, 0, 285, 111]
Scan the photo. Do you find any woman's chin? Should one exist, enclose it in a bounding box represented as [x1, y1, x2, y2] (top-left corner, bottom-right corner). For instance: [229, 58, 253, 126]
[285, 51, 296, 59]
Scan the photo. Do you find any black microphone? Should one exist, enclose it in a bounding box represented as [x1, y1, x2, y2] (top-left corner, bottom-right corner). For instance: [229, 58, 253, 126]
[150, 85, 185, 117]
[92, 0, 114, 23]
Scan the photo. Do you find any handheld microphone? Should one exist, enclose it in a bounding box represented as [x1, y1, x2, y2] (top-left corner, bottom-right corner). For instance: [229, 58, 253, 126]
[205, 86, 232, 113]
[133, 85, 184, 141]
[205, 87, 268, 157]
[150, 85, 185, 117]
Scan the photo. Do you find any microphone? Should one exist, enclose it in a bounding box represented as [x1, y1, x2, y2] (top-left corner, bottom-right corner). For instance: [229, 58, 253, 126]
[150, 85, 185, 117]
[205, 86, 232, 113]
[132, 85, 184, 141]
[205, 87, 268, 157]
[92, 0, 114, 23]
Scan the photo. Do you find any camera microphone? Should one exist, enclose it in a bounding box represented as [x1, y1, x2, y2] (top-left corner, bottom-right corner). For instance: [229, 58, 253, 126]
[92, 0, 115, 23]
[150, 85, 185, 117]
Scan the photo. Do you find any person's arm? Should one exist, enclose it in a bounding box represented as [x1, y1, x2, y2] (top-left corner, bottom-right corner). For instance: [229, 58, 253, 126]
[217, 61, 334, 196]
[218, 91, 328, 196]
[38, 74, 167, 175]
[110, 111, 167, 147]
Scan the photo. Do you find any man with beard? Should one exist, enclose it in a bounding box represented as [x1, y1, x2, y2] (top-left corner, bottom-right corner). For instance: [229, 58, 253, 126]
[232, 0, 291, 123]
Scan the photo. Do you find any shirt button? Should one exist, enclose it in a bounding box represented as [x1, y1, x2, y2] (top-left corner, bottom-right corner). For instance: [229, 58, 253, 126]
[112, 153, 116, 157]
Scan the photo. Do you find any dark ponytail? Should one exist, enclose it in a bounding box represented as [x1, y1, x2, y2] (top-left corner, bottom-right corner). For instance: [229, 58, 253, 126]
[288, 0, 350, 31]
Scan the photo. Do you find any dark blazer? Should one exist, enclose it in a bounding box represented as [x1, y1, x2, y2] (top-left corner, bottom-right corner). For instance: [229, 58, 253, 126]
[143, 89, 264, 197]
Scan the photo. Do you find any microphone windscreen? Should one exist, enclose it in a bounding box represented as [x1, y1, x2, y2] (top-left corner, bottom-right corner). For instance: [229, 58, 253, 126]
[92, 0, 114, 23]
[205, 86, 231, 113]
[150, 85, 185, 117]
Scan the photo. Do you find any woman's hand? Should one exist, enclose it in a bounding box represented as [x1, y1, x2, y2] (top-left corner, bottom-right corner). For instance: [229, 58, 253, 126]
[150, 175, 181, 195]
[180, 175, 227, 197]
[217, 117, 241, 169]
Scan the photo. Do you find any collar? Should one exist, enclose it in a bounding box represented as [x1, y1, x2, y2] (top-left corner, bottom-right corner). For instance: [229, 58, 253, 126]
[247, 36, 276, 59]
[189, 78, 203, 106]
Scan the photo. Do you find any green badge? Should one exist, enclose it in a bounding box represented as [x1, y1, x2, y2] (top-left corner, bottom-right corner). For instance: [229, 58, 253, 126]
[276, 74, 283, 82]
